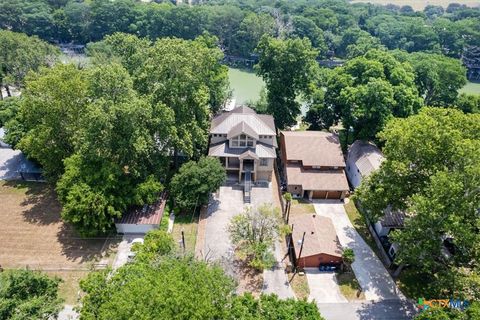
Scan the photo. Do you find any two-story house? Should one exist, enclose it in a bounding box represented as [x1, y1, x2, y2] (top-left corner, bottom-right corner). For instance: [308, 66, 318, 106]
[280, 131, 349, 200]
[208, 106, 277, 183]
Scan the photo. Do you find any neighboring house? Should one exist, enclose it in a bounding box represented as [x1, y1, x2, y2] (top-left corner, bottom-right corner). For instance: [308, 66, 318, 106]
[289, 214, 343, 268]
[346, 140, 385, 189]
[374, 207, 406, 260]
[115, 192, 167, 234]
[280, 131, 349, 200]
[208, 106, 277, 183]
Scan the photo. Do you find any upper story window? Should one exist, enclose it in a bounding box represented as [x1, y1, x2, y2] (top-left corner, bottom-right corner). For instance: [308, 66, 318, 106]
[312, 165, 321, 169]
[260, 158, 268, 166]
[231, 134, 254, 147]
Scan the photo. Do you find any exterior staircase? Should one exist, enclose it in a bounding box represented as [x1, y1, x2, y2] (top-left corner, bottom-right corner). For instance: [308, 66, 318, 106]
[244, 171, 252, 203]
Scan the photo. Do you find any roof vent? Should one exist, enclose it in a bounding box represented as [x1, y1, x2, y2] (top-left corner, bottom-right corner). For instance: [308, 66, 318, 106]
[313, 214, 316, 218]
[311, 231, 315, 235]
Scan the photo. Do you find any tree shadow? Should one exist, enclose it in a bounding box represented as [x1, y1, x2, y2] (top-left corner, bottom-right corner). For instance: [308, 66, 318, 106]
[355, 300, 417, 320]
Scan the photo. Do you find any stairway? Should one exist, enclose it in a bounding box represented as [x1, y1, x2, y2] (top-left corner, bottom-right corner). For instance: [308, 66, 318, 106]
[244, 171, 252, 203]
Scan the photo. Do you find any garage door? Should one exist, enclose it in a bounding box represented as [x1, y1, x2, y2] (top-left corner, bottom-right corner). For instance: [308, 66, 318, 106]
[312, 190, 327, 199]
[326, 191, 342, 199]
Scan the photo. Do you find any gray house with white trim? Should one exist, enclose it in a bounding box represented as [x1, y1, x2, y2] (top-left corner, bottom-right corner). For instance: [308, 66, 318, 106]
[208, 106, 276, 183]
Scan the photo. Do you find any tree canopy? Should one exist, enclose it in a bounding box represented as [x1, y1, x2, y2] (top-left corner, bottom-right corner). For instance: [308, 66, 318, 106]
[320, 49, 422, 140]
[170, 156, 226, 211]
[0, 269, 63, 320]
[255, 36, 319, 129]
[355, 107, 480, 298]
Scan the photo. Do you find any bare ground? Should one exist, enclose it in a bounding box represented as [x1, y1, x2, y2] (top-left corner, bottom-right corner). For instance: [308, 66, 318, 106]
[0, 181, 120, 270]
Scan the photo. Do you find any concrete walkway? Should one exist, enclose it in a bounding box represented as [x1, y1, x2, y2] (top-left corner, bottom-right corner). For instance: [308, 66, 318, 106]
[262, 240, 295, 299]
[313, 201, 402, 302]
[305, 269, 347, 303]
[112, 234, 144, 270]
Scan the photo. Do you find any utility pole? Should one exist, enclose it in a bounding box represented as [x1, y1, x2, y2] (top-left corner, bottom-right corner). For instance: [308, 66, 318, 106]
[296, 231, 306, 269]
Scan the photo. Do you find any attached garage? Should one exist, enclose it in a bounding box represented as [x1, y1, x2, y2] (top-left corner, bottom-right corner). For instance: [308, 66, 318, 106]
[290, 214, 343, 269]
[312, 190, 327, 199]
[326, 191, 343, 199]
[115, 192, 167, 234]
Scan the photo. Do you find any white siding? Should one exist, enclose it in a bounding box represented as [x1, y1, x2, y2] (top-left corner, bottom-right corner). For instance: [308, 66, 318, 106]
[346, 160, 362, 189]
[115, 223, 158, 234]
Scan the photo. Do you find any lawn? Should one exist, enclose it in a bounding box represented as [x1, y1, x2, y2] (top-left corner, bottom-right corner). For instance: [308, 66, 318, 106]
[287, 271, 310, 300]
[171, 210, 199, 255]
[289, 199, 315, 218]
[0, 181, 121, 306]
[336, 272, 365, 301]
[344, 199, 384, 260]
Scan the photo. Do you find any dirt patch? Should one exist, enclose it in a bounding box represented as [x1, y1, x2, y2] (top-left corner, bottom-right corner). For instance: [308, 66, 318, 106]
[0, 181, 120, 270]
[234, 259, 263, 297]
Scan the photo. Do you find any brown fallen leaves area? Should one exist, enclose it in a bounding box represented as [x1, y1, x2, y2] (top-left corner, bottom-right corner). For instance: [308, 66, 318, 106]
[0, 181, 119, 270]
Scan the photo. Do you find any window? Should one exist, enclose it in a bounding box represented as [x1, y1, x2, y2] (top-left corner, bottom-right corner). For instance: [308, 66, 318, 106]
[312, 165, 321, 169]
[333, 166, 338, 170]
[260, 158, 268, 166]
[230, 134, 254, 148]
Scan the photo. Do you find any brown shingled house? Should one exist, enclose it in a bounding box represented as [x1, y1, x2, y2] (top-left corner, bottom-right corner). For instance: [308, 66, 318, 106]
[290, 214, 343, 268]
[280, 131, 349, 200]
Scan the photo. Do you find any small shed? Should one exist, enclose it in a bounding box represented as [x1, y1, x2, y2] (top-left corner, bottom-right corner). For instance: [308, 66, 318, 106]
[115, 192, 167, 234]
[290, 214, 343, 268]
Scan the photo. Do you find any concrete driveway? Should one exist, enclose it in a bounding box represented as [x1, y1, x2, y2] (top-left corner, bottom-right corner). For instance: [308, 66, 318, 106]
[112, 234, 145, 270]
[305, 268, 347, 303]
[313, 201, 402, 302]
[203, 186, 244, 277]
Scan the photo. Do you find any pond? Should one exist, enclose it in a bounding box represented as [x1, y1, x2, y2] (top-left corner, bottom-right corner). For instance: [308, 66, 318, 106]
[227, 67, 265, 105]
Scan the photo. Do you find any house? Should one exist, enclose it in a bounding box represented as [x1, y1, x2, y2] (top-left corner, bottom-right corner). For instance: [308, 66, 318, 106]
[290, 214, 343, 268]
[115, 192, 167, 234]
[208, 106, 277, 183]
[374, 207, 406, 260]
[280, 131, 349, 200]
[346, 140, 385, 189]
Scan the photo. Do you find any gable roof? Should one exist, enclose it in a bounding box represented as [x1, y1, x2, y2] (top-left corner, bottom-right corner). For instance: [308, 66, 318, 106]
[227, 121, 259, 140]
[208, 141, 276, 158]
[281, 131, 345, 167]
[286, 164, 349, 191]
[291, 214, 343, 259]
[348, 140, 385, 176]
[211, 106, 276, 136]
[116, 192, 167, 225]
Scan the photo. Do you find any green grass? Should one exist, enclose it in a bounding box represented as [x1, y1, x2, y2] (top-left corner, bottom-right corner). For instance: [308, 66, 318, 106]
[289, 199, 315, 217]
[287, 271, 310, 300]
[171, 210, 199, 255]
[337, 272, 365, 301]
[344, 200, 383, 260]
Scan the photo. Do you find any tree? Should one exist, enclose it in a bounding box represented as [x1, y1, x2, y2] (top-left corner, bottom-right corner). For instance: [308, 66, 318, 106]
[455, 93, 480, 113]
[289, 16, 327, 57]
[229, 204, 282, 270]
[170, 157, 226, 211]
[14, 64, 88, 180]
[342, 248, 355, 272]
[393, 51, 467, 106]
[355, 108, 480, 298]
[255, 36, 319, 128]
[135, 36, 229, 162]
[324, 49, 422, 140]
[231, 13, 276, 57]
[0, 269, 63, 320]
[228, 293, 324, 320]
[131, 229, 175, 263]
[0, 30, 59, 98]
[79, 257, 236, 320]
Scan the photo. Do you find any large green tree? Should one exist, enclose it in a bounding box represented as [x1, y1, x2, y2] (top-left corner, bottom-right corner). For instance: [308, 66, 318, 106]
[0, 30, 59, 98]
[135, 36, 229, 162]
[0, 269, 63, 320]
[393, 51, 467, 106]
[255, 36, 319, 128]
[356, 108, 480, 298]
[323, 49, 422, 140]
[170, 157, 226, 211]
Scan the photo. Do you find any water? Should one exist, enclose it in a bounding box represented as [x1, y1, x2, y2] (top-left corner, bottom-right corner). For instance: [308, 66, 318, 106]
[227, 67, 265, 105]
[460, 82, 480, 95]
